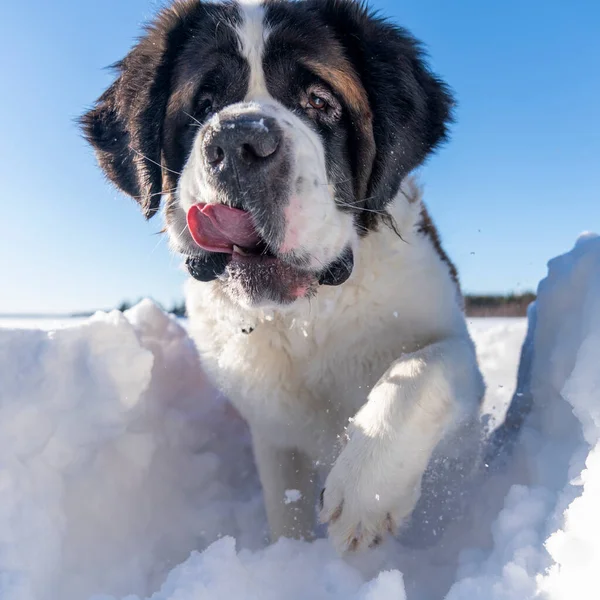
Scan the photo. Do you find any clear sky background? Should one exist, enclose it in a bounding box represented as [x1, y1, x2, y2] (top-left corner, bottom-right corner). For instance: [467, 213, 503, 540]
[1, 0, 598, 314]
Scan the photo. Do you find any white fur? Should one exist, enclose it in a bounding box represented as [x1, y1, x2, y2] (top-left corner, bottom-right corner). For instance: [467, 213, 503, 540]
[184, 180, 485, 550]
[236, 2, 270, 100]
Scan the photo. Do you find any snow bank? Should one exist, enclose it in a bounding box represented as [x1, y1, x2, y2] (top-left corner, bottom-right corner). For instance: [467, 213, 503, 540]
[446, 233, 600, 600]
[0, 234, 598, 600]
[0, 302, 263, 600]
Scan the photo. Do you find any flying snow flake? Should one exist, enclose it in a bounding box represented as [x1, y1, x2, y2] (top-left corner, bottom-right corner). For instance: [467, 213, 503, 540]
[284, 489, 302, 505]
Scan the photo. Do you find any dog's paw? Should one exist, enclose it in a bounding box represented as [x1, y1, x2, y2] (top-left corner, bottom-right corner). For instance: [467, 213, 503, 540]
[319, 426, 421, 553]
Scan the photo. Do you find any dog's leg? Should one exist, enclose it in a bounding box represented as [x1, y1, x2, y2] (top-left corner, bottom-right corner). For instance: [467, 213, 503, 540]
[252, 435, 317, 542]
[320, 336, 484, 553]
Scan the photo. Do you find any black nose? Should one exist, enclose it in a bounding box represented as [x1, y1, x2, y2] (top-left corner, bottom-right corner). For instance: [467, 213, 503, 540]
[204, 116, 281, 172]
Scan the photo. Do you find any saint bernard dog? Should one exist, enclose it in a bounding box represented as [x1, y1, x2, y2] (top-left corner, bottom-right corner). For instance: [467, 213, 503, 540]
[81, 0, 485, 553]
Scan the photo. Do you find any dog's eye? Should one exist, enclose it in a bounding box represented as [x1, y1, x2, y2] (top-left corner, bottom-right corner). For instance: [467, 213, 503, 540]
[308, 92, 328, 110]
[195, 98, 214, 121]
[303, 87, 341, 121]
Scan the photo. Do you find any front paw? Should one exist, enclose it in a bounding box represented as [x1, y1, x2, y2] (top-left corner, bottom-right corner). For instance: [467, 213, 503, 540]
[319, 428, 421, 553]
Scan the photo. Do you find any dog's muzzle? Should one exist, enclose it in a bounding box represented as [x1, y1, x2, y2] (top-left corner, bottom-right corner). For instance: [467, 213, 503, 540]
[202, 114, 285, 211]
[184, 108, 354, 298]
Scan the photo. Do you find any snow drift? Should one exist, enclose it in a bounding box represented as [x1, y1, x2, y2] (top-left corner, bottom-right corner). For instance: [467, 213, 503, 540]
[0, 233, 598, 600]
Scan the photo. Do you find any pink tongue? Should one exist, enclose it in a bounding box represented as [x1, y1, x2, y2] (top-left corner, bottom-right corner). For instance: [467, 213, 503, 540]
[186, 204, 261, 253]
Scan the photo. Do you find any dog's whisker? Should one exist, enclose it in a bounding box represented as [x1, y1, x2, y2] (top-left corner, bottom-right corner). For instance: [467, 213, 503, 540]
[316, 177, 354, 187]
[130, 187, 178, 202]
[171, 221, 191, 245]
[129, 146, 182, 176]
[149, 230, 168, 255]
[334, 198, 388, 215]
[183, 111, 204, 128]
[310, 183, 389, 216]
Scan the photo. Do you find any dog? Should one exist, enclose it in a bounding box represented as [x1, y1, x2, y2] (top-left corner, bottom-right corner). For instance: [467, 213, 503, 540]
[81, 0, 485, 553]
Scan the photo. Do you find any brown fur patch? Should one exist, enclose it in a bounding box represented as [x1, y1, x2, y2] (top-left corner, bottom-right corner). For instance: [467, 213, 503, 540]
[417, 205, 462, 294]
[305, 59, 371, 120]
[304, 55, 375, 202]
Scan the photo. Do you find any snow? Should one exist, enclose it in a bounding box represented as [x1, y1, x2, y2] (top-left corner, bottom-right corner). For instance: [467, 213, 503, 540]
[0, 233, 598, 600]
[0, 317, 88, 330]
[284, 489, 302, 505]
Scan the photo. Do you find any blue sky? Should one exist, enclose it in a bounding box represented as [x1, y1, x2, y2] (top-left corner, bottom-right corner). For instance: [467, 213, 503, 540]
[1, 0, 598, 314]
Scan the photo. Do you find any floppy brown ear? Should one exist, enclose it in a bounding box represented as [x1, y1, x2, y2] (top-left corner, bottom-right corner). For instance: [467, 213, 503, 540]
[313, 0, 455, 228]
[79, 6, 197, 218]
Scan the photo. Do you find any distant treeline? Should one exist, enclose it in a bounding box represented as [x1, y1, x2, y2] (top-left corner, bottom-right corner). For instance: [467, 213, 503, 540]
[114, 293, 536, 319]
[464, 293, 536, 317]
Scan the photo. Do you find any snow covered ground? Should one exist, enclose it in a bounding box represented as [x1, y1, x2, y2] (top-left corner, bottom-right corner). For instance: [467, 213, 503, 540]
[0, 233, 598, 600]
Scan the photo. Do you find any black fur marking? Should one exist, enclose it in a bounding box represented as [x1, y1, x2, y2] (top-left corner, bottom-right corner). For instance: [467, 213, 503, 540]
[80, 1, 243, 218]
[318, 247, 354, 286]
[186, 253, 230, 282]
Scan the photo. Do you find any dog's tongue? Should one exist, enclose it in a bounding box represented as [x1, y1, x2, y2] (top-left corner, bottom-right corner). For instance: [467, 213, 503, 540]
[186, 203, 261, 253]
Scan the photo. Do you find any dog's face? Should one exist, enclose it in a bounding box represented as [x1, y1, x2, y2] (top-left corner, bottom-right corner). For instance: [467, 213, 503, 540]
[82, 0, 453, 308]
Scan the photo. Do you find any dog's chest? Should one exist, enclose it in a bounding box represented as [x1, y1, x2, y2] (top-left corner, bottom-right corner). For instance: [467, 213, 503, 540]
[185, 222, 460, 455]
[189, 295, 414, 456]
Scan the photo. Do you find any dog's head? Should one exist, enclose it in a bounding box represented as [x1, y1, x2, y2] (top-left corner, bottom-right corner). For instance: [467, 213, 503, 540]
[81, 0, 453, 308]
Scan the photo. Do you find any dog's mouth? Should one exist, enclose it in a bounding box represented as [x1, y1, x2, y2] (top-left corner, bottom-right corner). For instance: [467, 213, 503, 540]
[186, 203, 271, 258]
[184, 203, 353, 302]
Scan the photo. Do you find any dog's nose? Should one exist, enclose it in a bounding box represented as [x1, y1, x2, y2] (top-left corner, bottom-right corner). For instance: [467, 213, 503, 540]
[204, 116, 281, 173]
[201, 112, 289, 214]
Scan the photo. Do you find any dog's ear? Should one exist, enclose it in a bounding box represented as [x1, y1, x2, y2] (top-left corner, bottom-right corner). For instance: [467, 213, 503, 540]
[316, 0, 455, 228]
[80, 6, 196, 218]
